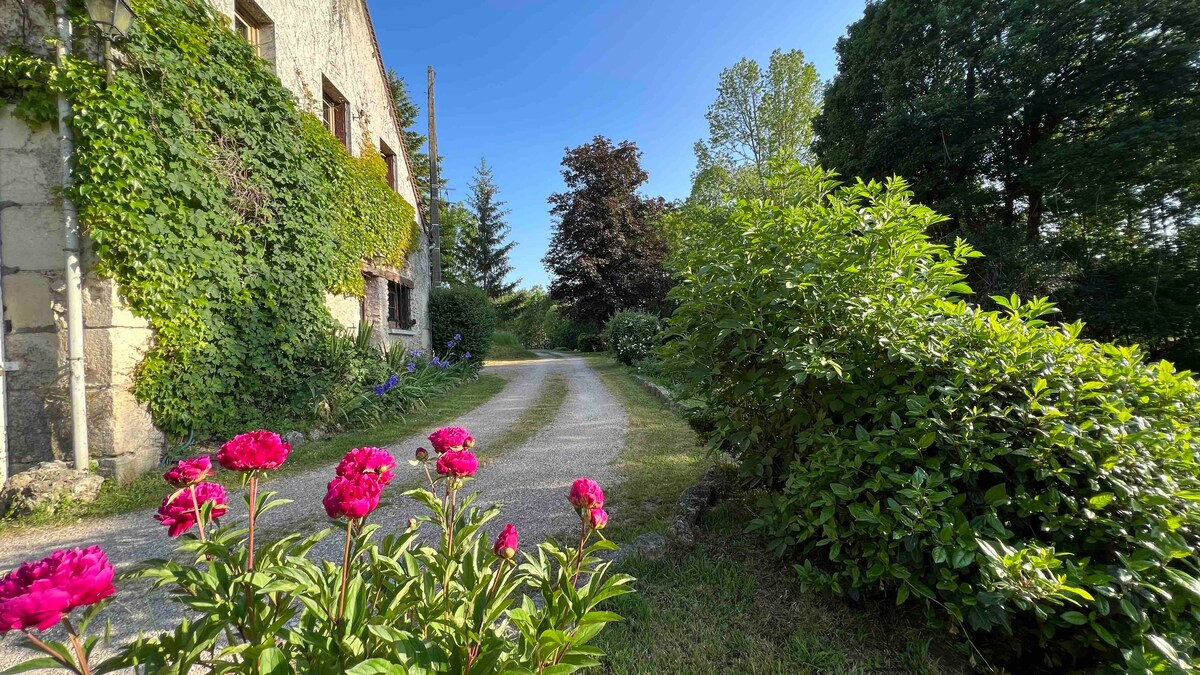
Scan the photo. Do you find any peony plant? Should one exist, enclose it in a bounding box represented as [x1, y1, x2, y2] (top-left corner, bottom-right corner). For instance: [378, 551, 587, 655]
[2, 426, 632, 673]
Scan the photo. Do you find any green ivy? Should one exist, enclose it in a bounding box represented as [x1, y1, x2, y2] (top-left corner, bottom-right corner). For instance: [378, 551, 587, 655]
[0, 0, 418, 439]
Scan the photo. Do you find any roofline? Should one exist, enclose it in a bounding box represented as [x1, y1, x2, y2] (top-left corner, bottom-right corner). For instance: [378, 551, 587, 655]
[357, 0, 427, 227]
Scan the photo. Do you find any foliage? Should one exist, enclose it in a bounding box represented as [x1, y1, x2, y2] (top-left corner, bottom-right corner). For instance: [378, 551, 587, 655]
[510, 288, 553, 349]
[664, 166, 1200, 672]
[813, 0, 1200, 366]
[431, 286, 497, 362]
[439, 200, 477, 286]
[0, 0, 418, 439]
[486, 331, 534, 361]
[576, 334, 606, 353]
[543, 136, 671, 326]
[300, 116, 419, 296]
[10, 443, 633, 673]
[603, 311, 661, 366]
[691, 49, 822, 205]
[461, 159, 519, 298]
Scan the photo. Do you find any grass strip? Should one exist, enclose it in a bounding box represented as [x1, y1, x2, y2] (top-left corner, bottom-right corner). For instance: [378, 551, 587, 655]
[0, 374, 508, 534]
[480, 373, 570, 461]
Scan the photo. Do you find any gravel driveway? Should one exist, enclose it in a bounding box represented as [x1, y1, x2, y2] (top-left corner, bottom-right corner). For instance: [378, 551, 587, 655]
[0, 353, 627, 669]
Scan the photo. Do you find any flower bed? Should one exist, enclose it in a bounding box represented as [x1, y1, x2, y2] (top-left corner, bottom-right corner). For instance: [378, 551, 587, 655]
[1, 427, 632, 672]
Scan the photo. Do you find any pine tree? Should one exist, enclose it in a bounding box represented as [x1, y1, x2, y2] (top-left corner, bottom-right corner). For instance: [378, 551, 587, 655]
[385, 69, 445, 220]
[463, 159, 519, 298]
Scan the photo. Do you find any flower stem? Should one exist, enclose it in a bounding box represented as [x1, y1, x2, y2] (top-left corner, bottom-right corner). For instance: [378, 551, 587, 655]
[22, 630, 76, 673]
[336, 518, 355, 623]
[246, 473, 259, 571]
[188, 485, 207, 543]
[571, 518, 588, 586]
[442, 484, 458, 617]
[466, 561, 508, 674]
[62, 617, 91, 675]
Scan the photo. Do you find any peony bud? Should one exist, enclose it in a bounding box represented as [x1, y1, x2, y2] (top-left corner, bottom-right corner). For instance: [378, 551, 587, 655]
[415, 447, 429, 461]
[588, 508, 608, 530]
[569, 477, 605, 511]
[493, 523, 518, 560]
[163, 456, 214, 488]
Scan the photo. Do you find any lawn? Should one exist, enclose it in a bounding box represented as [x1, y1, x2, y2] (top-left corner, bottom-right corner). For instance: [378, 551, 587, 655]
[586, 355, 968, 674]
[0, 373, 508, 534]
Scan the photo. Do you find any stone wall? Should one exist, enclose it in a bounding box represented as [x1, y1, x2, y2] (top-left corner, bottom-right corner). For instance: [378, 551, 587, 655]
[0, 106, 164, 480]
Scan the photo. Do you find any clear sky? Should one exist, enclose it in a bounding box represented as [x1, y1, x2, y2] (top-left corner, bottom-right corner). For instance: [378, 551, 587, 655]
[368, 0, 868, 288]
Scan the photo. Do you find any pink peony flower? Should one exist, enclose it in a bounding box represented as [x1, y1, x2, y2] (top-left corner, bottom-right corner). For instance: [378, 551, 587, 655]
[155, 482, 228, 537]
[163, 456, 214, 488]
[428, 426, 474, 454]
[217, 430, 290, 471]
[323, 476, 381, 520]
[569, 478, 605, 511]
[588, 508, 609, 530]
[336, 447, 396, 486]
[436, 449, 478, 479]
[0, 546, 115, 632]
[493, 523, 519, 560]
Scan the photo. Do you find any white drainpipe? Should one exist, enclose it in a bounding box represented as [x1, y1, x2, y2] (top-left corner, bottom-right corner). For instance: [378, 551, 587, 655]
[0, 201, 17, 485]
[55, 0, 90, 472]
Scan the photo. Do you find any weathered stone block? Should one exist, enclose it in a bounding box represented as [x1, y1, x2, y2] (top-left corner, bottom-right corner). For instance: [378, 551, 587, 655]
[2, 271, 54, 330]
[84, 325, 154, 387]
[0, 147, 54, 204]
[86, 386, 163, 484]
[4, 331, 60, 384]
[4, 388, 58, 467]
[82, 277, 150, 329]
[0, 205, 63, 271]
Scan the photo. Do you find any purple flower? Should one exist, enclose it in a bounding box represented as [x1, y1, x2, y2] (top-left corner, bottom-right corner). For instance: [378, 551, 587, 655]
[447, 340, 455, 348]
[463, 352, 472, 360]
[373, 385, 385, 396]
[406, 362, 417, 373]
[408, 348, 423, 359]
[453, 333, 462, 341]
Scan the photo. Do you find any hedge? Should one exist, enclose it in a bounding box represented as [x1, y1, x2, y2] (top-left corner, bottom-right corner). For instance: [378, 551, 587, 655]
[664, 166, 1200, 672]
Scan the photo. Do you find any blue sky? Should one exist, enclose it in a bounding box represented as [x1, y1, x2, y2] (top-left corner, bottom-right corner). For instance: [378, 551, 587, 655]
[369, 0, 867, 288]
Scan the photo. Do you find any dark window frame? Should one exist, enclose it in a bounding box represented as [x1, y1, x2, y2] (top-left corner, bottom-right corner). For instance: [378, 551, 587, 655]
[386, 279, 415, 331]
[321, 78, 349, 149]
[380, 140, 398, 191]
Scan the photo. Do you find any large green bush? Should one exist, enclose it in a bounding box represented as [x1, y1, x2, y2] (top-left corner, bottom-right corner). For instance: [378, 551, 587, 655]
[665, 167, 1200, 671]
[603, 310, 661, 365]
[430, 286, 496, 361]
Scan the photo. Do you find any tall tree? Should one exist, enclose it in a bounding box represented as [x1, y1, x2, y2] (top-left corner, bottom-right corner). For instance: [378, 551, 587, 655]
[462, 159, 519, 298]
[691, 49, 822, 204]
[813, 0, 1200, 364]
[543, 136, 670, 324]
[438, 200, 476, 286]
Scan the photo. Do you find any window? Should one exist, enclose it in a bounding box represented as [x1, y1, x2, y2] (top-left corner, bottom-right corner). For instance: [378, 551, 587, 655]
[322, 78, 349, 149]
[380, 141, 398, 191]
[387, 280, 414, 331]
[233, 1, 273, 64]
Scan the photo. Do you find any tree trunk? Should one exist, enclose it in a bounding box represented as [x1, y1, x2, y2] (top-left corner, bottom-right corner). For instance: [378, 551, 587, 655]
[1026, 190, 1043, 241]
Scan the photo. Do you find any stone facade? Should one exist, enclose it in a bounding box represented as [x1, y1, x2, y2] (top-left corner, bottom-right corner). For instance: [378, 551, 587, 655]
[0, 0, 430, 482]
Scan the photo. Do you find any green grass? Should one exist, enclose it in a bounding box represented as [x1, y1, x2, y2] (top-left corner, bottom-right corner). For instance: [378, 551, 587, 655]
[0, 374, 508, 535]
[596, 501, 968, 675]
[585, 356, 708, 540]
[481, 373, 569, 460]
[584, 356, 967, 674]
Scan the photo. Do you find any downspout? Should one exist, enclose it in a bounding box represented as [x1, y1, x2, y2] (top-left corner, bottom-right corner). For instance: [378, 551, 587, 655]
[0, 201, 17, 485]
[55, 0, 90, 473]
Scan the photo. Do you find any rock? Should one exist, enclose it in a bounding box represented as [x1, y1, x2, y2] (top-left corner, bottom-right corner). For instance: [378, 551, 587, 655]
[633, 532, 667, 561]
[678, 483, 712, 522]
[0, 461, 105, 517]
[282, 431, 306, 448]
[669, 516, 696, 549]
[307, 428, 327, 442]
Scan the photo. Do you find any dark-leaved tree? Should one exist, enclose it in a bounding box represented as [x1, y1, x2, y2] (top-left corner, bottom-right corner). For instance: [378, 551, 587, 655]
[814, 0, 1200, 365]
[543, 136, 670, 326]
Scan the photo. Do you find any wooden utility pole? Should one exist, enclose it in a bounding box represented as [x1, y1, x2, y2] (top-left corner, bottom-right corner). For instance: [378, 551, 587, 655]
[427, 66, 441, 286]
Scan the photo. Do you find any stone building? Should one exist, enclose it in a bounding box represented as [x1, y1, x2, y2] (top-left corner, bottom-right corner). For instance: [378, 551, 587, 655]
[0, 0, 430, 483]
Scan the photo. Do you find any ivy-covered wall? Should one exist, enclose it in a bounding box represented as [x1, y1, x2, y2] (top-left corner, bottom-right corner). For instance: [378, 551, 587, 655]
[0, 0, 421, 447]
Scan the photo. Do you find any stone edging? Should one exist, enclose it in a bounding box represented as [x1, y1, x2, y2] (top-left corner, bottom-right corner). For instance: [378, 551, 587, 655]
[625, 463, 736, 561]
[632, 374, 681, 411]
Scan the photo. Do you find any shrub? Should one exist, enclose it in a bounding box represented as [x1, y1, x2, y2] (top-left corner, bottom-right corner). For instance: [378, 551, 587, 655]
[604, 311, 662, 365]
[577, 333, 607, 353]
[665, 166, 1200, 671]
[488, 330, 532, 360]
[430, 285, 496, 361]
[6, 430, 632, 673]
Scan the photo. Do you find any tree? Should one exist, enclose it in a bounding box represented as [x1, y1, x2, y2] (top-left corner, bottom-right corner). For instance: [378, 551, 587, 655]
[543, 136, 670, 324]
[438, 200, 476, 286]
[814, 0, 1200, 365]
[691, 49, 822, 204]
[462, 159, 519, 298]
